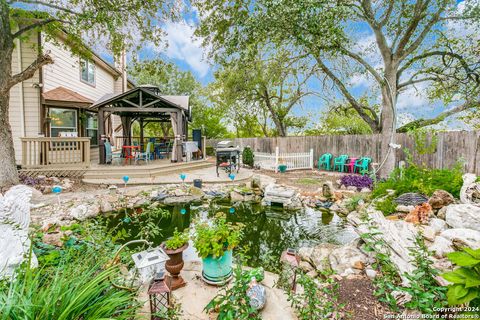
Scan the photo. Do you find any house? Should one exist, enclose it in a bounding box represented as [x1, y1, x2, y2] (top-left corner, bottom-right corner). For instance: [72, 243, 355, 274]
[9, 30, 132, 168]
[9, 32, 191, 173]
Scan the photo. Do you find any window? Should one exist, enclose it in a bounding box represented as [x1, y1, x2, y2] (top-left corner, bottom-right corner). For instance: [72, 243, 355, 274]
[80, 58, 95, 85]
[50, 108, 77, 137]
[85, 112, 98, 145]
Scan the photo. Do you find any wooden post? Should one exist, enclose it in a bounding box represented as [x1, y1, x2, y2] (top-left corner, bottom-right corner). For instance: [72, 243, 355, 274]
[98, 108, 105, 164]
[309, 148, 314, 169]
[139, 118, 144, 150]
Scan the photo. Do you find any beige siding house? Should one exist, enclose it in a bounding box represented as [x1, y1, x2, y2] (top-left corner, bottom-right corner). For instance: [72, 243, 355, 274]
[9, 31, 132, 167]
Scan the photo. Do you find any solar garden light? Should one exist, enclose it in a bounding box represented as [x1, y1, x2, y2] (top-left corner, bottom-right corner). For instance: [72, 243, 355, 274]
[131, 246, 170, 284]
[280, 248, 300, 292]
[51, 185, 62, 206]
[148, 272, 172, 320]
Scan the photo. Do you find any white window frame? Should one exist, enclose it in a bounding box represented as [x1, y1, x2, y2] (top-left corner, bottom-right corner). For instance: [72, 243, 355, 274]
[80, 58, 96, 86]
[85, 111, 98, 146]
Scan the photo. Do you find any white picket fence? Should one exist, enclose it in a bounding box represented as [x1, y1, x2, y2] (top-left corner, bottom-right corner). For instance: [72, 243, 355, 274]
[254, 147, 314, 172]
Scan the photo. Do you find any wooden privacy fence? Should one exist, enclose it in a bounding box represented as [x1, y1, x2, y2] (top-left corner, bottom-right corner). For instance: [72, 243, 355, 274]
[21, 137, 91, 169]
[207, 131, 480, 175]
[255, 147, 314, 172]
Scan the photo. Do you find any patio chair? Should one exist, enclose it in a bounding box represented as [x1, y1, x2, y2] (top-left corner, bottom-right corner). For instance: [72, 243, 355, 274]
[346, 157, 359, 173]
[135, 142, 153, 164]
[333, 154, 349, 172]
[318, 153, 333, 171]
[354, 157, 372, 175]
[157, 141, 171, 159]
[104, 141, 122, 165]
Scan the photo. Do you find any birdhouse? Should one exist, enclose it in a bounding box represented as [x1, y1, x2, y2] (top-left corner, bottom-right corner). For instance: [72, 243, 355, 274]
[148, 273, 172, 320]
[131, 247, 169, 283]
[280, 248, 300, 292]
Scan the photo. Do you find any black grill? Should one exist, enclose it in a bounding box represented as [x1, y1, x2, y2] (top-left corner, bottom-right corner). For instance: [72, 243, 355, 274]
[215, 141, 240, 177]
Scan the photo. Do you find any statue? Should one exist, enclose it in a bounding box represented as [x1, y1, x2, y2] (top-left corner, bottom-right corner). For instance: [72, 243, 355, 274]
[0, 185, 37, 279]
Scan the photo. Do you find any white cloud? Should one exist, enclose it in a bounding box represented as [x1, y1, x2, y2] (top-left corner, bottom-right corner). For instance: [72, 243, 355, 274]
[396, 83, 430, 111]
[158, 21, 211, 78]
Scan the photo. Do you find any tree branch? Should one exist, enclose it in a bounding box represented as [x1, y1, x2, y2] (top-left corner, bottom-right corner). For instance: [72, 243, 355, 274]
[397, 100, 479, 132]
[398, 76, 438, 90]
[360, 0, 391, 62]
[12, 0, 79, 14]
[378, 0, 395, 26]
[339, 46, 383, 84]
[12, 18, 68, 38]
[4, 53, 53, 93]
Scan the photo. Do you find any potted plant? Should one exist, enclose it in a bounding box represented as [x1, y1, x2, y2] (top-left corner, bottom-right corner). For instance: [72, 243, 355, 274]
[161, 228, 189, 290]
[193, 213, 243, 285]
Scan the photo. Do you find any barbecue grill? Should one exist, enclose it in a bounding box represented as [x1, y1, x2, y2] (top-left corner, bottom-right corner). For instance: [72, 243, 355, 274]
[215, 141, 240, 177]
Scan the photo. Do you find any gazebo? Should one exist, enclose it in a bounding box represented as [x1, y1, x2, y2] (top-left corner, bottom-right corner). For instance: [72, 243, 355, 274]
[89, 85, 190, 164]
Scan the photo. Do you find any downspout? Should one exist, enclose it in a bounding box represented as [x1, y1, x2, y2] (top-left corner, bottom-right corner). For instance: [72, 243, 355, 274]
[16, 35, 26, 137]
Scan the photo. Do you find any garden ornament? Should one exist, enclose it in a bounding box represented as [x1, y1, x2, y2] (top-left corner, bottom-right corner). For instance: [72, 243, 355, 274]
[0, 185, 38, 279]
[246, 277, 266, 310]
[52, 185, 62, 206]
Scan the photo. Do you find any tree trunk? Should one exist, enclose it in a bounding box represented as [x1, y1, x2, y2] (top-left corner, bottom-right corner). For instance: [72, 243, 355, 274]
[378, 68, 398, 178]
[0, 4, 19, 187]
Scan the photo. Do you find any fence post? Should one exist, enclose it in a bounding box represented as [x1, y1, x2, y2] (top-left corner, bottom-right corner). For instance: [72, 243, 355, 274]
[309, 148, 314, 169]
[275, 146, 279, 173]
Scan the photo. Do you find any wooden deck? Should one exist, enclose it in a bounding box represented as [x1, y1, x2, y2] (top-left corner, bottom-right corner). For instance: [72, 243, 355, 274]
[83, 158, 214, 180]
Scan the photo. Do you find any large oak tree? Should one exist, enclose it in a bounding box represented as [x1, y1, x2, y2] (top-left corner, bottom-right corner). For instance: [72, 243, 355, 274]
[0, 0, 179, 187]
[195, 0, 480, 175]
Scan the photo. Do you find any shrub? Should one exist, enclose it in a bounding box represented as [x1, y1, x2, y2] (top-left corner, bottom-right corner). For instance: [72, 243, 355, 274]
[374, 196, 397, 216]
[242, 146, 254, 167]
[340, 175, 373, 190]
[0, 248, 139, 319]
[206, 146, 215, 156]
[164, 228, 189, 250]
[372, 162, 464, 199]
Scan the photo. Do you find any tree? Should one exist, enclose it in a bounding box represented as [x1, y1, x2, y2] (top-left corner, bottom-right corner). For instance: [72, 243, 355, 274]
[130, 59, 229, 138]
[209, 47, 314, 137]
[194, 0, 480, 175]
[0, 0, 179, 187]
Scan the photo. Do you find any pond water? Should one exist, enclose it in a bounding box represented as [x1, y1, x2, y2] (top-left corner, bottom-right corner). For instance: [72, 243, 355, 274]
[100, 200, 357, 269]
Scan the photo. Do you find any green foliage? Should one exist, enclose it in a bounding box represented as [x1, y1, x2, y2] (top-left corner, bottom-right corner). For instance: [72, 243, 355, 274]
[193, 213, 243, 258]
[296, 177, 322, 185]
[242, 146, 254, 167]
[442, 247, 480, 308]
[374, 196, 397, 216]
[400, 234, 447, 314]
[344, 194, 366, 212]
[287, 272, 340, 319]
[164, 228, 189, 250]
[408, 128, 438, 156]
[204, 256, 262, 320]
[372, 161, 464, 198]
[0, 247, 139, 320]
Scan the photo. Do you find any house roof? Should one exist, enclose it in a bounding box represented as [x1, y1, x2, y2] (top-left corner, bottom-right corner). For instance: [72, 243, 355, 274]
[42, 86, 93, 106]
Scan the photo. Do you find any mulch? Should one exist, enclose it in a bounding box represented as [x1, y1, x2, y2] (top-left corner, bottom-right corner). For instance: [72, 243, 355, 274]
[336, 275, 396, 320]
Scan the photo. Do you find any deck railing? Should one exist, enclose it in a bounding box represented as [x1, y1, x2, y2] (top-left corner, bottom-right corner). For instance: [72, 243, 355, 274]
[20, 137, 91, 169]
[254, 147, 314, 172]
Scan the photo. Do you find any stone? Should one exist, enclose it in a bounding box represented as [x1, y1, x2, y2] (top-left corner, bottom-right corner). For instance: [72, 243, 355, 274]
[230, 190, 244, 202]
[348, 208, 418, 285]
[396, 205, 415, 213]
[0, 185, 38, 279]
[428, 236, 454, 258]
[437, 206, 448, 220]
[42, 232, 64, 247]
[173, 189, 187, 197]
[251, 174, 276, 191]
[151, 193, 168, 201]
[329, 242, 368, 276]
[405, 203, 433, 224]
[460, 173, 480, 205]
[299, 260, 315, 273]
[306, 270, 318, 278]
[133, 198, 149, 208]
[346, 186, 357, 191]
[69, 204, 100, 221]
[322, 181, 335, 199]
[99, 198, 113, 213]
[441, 228, 480, 249]
[51, 176, 60, 183]
[392, 291, 412, 306]
[299, 243, 338, 271]
[428, 218, 447, 234]
[419, 225, 436, 242]
[445, 204, 480, 231]
[163, 195, 201, 205]
[329, 203, 350, 217]
[262, 184, 302, 209]
[395, 193, 428, 206]
[428, 190, 455, 209]
[365, 268, 377, 279]
[360, 187, 371, 193]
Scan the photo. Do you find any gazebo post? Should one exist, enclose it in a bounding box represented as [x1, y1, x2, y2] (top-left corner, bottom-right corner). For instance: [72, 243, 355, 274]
[98, 107, 106, 164]
[139, 118, 144, 149]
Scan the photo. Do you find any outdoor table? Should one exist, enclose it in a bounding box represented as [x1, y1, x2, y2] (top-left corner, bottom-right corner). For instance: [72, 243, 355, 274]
[183, 141, 199, 162]
[122, 145, 140, 165]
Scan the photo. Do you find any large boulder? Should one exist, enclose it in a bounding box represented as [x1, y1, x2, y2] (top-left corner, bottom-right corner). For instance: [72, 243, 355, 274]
[428, 190, 454, 209]
[445, 204, 480, 231]
[428, 236, 455, 258]
[440, 228, 480, 249]
[428, 218, 447, 234]
[329, 242, 368, 276]
[69, 203, 100, 221]
[405, 203, 433, 224]
[298, 243, 339, 271]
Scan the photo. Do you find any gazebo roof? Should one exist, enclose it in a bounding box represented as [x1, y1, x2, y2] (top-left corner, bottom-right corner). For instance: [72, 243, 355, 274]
[89, 86, 191, 121]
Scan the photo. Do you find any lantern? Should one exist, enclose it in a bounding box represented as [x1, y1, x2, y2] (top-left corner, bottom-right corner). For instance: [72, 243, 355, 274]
[279, 248, 300, 292]
[131, 247, 170, 283]
[148, 273, 171, 320]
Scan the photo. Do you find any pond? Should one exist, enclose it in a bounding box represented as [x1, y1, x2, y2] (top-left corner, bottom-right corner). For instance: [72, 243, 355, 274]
[100, 200, 357, 269]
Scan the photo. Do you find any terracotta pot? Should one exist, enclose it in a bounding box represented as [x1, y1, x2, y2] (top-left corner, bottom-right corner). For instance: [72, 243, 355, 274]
[161, 243, 188, 290]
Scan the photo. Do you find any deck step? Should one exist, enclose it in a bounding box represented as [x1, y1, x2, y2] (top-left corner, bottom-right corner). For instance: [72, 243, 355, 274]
[82, 161, 214, 180]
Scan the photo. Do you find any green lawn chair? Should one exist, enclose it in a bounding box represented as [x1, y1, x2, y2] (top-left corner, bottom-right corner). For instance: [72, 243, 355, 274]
[333, 154, 349, 172]
[354, 157, 372, 175]
[318, 153, 333, 171]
